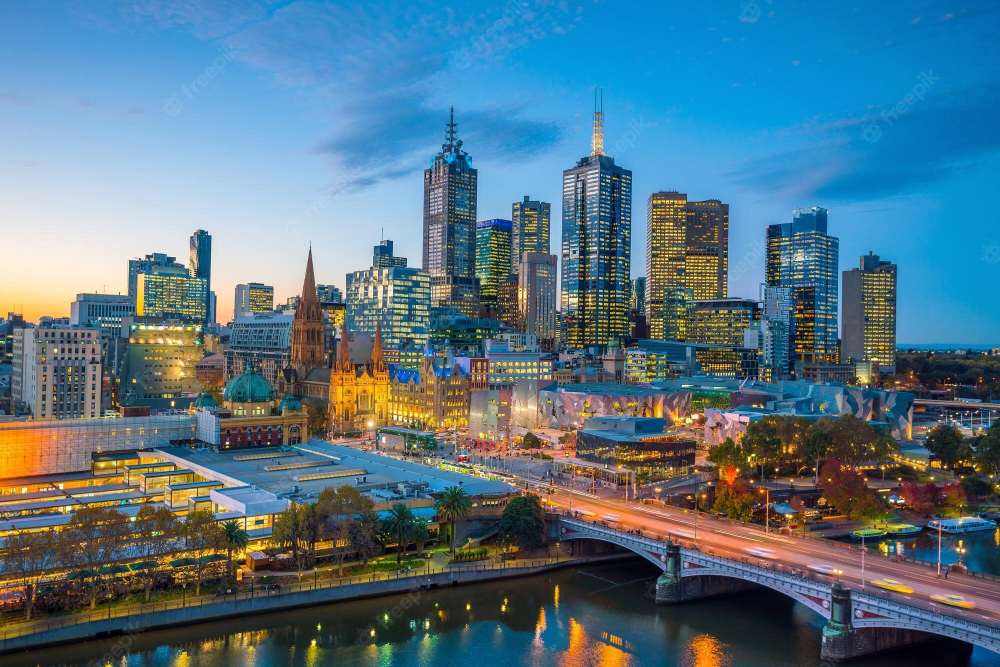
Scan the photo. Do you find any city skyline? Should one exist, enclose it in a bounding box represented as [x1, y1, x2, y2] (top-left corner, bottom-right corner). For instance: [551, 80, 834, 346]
[2, 2, 999, 344]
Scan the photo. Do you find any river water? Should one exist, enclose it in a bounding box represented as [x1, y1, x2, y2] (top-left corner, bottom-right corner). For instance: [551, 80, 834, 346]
[7, 561, 999, 667]
[862, 527, 1000, 576]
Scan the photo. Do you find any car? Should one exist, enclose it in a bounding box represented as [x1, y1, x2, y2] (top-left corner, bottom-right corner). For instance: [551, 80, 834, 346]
[871, 578, 914, 594]
[602, 514, 621, 523]
[930, 593, 975, 609]
[807, 563, 844, 576]
[744, 547, 777, 560]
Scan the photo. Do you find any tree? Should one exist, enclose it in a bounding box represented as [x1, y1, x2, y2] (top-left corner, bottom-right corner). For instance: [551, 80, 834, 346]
[938, 483, 967, 518]
[925, 424, 971, 469]
[411, 519, 431, 556]
[222, 520, 249, 582]
[133, 504, 179, 602]
[382, 503, 416, 565]
[900, 481, 939, 516]
[742, 419, 782, 479]
[974, 423, 1000, 474]
[435, 485, 472, 553]
[825, 415, 895, 467]
[521, 432, 543, 449]
[318, 486, 377, 576]
[60, 507, 131, 609]
[803, 421, 834, 483]
[301, 503, 323, 567]
[272, 504, 307, 574]
[2, 529, 59, 619]
[818, 460, 885, 521]
[707, 438, 747, 480]
[184, 510, 225, 596]
[711, 480, 756, 522]
[349, 510, 382, 566]
[498, 494, 546, 551]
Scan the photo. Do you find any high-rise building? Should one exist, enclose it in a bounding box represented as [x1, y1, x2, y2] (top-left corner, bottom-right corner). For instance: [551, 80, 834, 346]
[511, 196, 551, 275]
[631, 277, 646, 316]
[518, 252, 557, 341]
[127, 253, 184, 302]
[646, 192, 729, 339]
[423, 108, 479, 316]
[684, 199, 729, 300]
[189, 230, 212, 324]
[316, 285, 343, 303]
[766, 207, 839, 364]
[233, 283, 275, 319]
[475, 218, 513, 315]
[686, 298, 760, 348]
[12, 325, 102, 419]
[760, 285, 794, 380]
[0, 313, 27, 367]
[70, 293, 134, 337]
[372, 240, 407, 269]
[842, 252, 897, 373]
[346, 240, 431, 363]
[121, 322, 203, 410]
[135, 269, 208, 323]
[561, 94, 632, 348]
[289, 248, 327, 377]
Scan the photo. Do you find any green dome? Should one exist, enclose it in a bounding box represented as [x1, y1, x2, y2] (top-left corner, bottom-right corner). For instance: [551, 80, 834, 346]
[192, 392, 218, 409]
[277, 393, 303, 414]
[223, 367, 274, 403]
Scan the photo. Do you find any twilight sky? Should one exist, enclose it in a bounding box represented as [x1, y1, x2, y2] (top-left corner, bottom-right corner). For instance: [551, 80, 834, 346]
[1, 1, 999, 344]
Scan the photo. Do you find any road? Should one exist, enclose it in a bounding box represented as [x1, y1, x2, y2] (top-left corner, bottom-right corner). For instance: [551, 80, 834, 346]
[527, 480, 1000, 628]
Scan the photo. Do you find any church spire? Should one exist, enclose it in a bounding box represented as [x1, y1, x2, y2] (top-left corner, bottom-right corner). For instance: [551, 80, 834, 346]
[290, 246, 326, 375]
[336, 330, 352, 372]
[590, 88, 604, 157]
[301, 245, 318, 306]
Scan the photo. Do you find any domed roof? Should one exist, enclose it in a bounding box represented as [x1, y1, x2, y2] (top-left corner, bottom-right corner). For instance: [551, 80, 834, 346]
[277, 393, 303, 414]
[192, 392, 218, 409]
[223, 367, 275, 403]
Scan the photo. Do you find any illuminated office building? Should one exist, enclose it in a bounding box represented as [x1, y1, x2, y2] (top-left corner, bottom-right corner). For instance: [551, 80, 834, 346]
[189, 229, 212, 324]
[646, 193, 729, 339]
[346, 241, 431, 362]
[233, 282, 274, 319]
[760, 285, 794, 380]
[511, 196, 551, 275]
[423, 108, 479, 316]
[766, 207, 839, 363]
[372, 240, 407, 269]
[561, 95, 632, 348]
[127, 252, 184, 302]
[518, 252, 557, 341]
[686, 298, 760, 348]
[121, 322, 204, 410]
[135, 269, 208, 323]
[475, 218, 513, 315]
[662, 287, 693, 341]
[11, 325, 102, 419]
[316, 284, 344, 303]
[631, 277, 646, 315]
[842, 252, 897, 373]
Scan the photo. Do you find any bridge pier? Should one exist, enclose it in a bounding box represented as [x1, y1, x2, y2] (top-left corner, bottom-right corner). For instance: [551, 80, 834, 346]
[820, 583, 934, 663]
[654, 544, 756, 604]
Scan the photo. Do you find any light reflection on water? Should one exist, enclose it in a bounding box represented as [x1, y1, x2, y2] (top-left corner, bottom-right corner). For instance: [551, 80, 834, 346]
[6, 561, 1000, 667]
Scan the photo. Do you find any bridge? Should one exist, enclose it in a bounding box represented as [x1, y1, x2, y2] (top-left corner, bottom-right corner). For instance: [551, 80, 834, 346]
[914, 398, 1000, 430]
[547, 511, 1000, 662]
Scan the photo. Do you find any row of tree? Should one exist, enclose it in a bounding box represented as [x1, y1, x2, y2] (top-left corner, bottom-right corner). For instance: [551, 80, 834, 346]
[2, 505, 248, 620]
[925, 422, 1000, 472]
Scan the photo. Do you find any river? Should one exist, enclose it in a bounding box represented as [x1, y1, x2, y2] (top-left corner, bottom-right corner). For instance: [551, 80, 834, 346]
[862, 527, 1000, 576]
[6, 561, 999, 667]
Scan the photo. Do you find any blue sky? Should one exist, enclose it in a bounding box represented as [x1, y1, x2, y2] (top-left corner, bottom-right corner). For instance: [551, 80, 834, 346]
[1, 0, 998, 343]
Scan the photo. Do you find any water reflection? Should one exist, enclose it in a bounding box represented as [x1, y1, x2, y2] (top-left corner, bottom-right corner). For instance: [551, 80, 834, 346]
[7, 561, 1000, 667]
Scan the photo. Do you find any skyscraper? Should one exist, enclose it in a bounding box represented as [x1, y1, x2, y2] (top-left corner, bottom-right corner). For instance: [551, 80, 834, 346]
[346, 239, 431, 361]
[511, 196, 551, 275]
[127, 252, 183, 302]
[842, 252, 897, 373]
[189, 229, 212, 324]
[135, 268, 208, 323]
[475, 218, 513, 315]
[766, 207, 839, 364]
[561, 93, 632, 348]
[234, 283, 275, 319]
[373, 239, 407, 269]
[630, 277, 646, 316]
[423, 108, 479, 316]
[518, 252, 557, 342]
[760, 285, 794, 379]
[646, 193, 729, 339]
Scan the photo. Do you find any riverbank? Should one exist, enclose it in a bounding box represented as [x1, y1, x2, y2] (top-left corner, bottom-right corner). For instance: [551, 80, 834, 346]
[0, 554, 629, 656]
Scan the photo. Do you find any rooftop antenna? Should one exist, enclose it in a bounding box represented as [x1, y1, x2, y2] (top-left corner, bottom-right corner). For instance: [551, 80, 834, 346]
[445, 106, 457, 150]
[591, 88, 605, 157]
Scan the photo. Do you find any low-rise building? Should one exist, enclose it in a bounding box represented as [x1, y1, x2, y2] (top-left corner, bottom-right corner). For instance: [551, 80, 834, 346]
[577, 416, 696, 482]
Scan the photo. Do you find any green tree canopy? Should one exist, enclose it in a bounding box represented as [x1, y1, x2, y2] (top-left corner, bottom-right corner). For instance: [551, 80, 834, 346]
[925, 424, 971, 469]
[498, 494, 546, 550]
[435, 485, 472, 553]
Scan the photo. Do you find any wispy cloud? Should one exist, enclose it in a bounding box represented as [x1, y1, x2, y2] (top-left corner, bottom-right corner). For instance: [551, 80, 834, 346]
[118, 0, 578, 190]
[729, 80, 1000, 201]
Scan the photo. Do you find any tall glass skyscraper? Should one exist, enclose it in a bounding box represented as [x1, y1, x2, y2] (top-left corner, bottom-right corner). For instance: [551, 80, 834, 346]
[423, 108, 479, 317]
[511, 196, 551, 275]
[766, 207, 839, 364]
[561, 97, 632, 348]
[475, 218, 513, 313]
[189, 229, 212, 324]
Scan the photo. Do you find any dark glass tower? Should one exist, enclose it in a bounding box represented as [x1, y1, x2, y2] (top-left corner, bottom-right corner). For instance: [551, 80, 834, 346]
[423, 108, 479, 317]
[189, 229, 212, 324]
[560, 94, 632, 348]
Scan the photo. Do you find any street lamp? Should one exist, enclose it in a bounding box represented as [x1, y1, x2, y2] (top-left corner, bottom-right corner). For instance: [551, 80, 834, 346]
[759, 487, 770, 534]
[956, 540, 967, 569]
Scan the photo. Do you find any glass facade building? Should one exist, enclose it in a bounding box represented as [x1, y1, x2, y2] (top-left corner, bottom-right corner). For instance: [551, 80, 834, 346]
[121, 322, 204, 409]
[423, 109, 479, 316]
[475, 218, 513, 314]
[135, 271, 208, 323]
[518, 252, 558, 341]
[189, 229, 212, 324]
[842, 252, 897, 373]
[766, 207, 839, 364]
[686, 298, 760, 347]
[511, 196, 551, 275]
[233, 282, 274, 319]
[561, 105, 632, 348]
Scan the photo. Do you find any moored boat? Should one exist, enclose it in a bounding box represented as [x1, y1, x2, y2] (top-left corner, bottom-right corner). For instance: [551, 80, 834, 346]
[852, 527, 888, 540]
[885, 523, 922, 536]
[927, 516, 997, 534]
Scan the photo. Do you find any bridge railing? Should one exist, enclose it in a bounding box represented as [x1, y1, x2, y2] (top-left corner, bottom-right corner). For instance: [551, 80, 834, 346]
[854, 590, 1000, 644]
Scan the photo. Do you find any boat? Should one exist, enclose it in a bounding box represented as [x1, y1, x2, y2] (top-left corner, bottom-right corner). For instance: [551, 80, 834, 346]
[884, 523, 922, 536]
[927, 517, 998, 534]
[852, 527, 887, 540]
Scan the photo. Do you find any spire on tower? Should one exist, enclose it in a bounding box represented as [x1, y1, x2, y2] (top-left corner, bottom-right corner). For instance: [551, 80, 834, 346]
[591, 88, 605, 157]
[301, 246, 317, 305]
